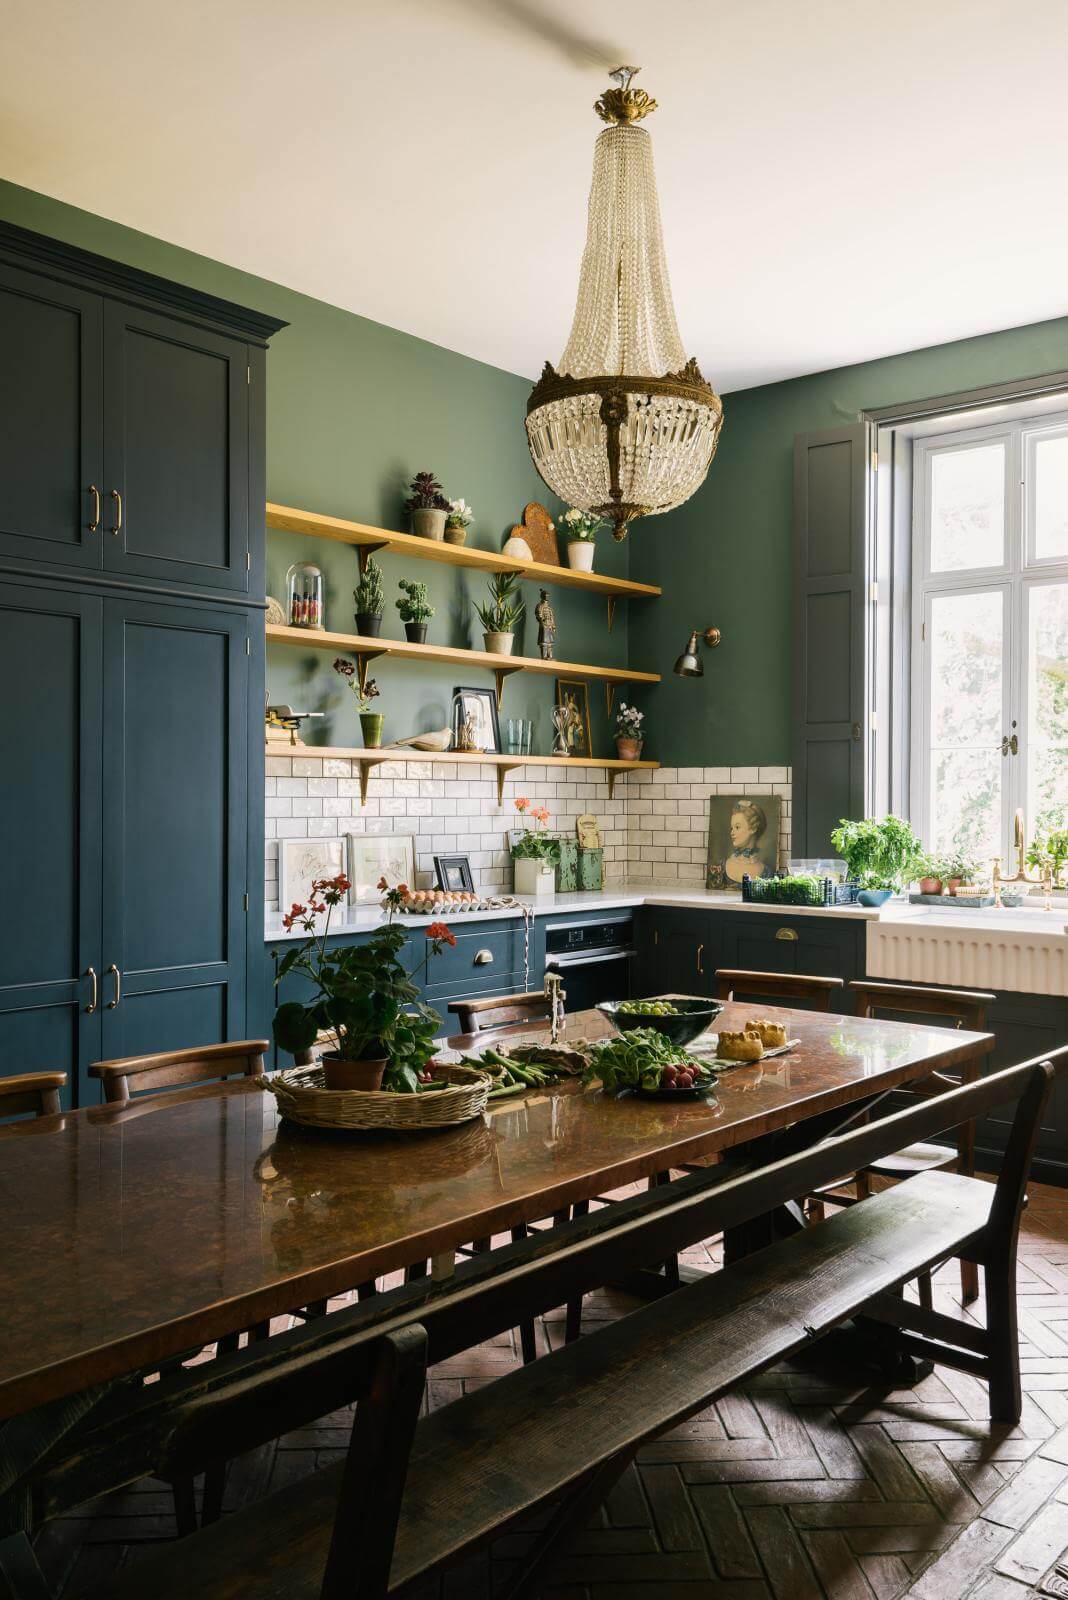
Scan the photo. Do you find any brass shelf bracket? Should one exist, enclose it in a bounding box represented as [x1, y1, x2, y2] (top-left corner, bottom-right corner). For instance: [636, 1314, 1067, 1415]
[494, 665, 521, 709]
[496, 763, 523, 806]
[604, 680, 618, 717]
[607, 595, 617, 632]
[357, 755, 390, 806]
[356, 541, 389, 576]
[356, 650, 385, 695]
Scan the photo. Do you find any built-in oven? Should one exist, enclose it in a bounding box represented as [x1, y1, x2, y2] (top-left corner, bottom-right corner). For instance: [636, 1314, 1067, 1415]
[543, 916, 635, 1012]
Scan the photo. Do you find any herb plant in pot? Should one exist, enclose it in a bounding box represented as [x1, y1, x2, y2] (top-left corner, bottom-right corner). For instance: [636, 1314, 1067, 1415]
[445, 498, 474, 546]
[334, 657, 383, 747]
[916, 853, 947, 896]
[559, 508, 603, 572]
[615, 701, 644, 761]
[511, 796, 559, 898]
[396, 579, 434, 644]
[941, 848, 977, 895]
[829, 815, 925, 906]
[476, 572, 524, 655]
[353, 556, 385, 637]
[404, 471, 450, 540]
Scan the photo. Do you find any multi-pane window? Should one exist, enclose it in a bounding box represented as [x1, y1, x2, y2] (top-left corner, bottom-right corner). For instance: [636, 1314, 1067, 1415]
[911, 418, 1068, 867]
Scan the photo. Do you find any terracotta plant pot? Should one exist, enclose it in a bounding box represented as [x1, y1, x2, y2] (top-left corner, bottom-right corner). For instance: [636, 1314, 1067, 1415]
[355, 612, 383, 637]
[918, 876, 943, 895]
[411, 508, 447, 540]
[567, 541, 596, 572]
[444, 523, 468, 545]
[483, 631, 515, 655]
[321, 1054, 388, 1092]
[404, 621, 428, 644]
[946, 877, 964, 895]
[616, 737, 643, 762]
[360, 712, 384, 748]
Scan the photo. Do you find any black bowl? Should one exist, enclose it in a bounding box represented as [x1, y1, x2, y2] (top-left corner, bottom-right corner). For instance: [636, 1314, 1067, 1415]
[596, 995, 723, 1048]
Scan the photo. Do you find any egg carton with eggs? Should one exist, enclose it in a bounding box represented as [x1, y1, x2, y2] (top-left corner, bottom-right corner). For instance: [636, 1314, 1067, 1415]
[393, 890, 522, 916]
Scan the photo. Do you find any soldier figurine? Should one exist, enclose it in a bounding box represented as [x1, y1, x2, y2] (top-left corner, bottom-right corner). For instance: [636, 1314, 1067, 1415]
[535, 589, 556, 660]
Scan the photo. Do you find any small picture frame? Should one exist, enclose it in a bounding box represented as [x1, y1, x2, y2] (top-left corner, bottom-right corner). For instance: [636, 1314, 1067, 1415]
[434, 854, 475, 893]
[555, 677, 592, 758]
[345, 832, 417, 904]
[452, 685, 502, 754]
[278, 838, 347, 913]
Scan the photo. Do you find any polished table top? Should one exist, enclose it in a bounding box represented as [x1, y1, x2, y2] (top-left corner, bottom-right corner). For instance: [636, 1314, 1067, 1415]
[0, 1003, 991, 1417]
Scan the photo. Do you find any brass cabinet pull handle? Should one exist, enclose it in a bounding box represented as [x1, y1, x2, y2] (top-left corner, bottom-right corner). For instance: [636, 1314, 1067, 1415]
[474, 949, 494, 966]
[86, 966, 98, 1014]
[109, 489, 123, 536]
[695, 942, 704, 974]
[88, 485, 101, 533]
[775, 927, 799, 942]
[106, 964, 122, 1008]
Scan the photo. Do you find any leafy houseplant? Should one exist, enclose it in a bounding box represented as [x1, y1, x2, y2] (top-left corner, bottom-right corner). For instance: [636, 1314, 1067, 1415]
[615, 701, 644, 761]
[273, 875, 454, 1092]
[559, 507, 604, 572]
[511, 796, 559, 899]
[334, 657, 383, 748]
[940, 847, 979, 893]
[1028, 828, 1068, 886]
[476, 572, 525, 656]
[445, 497, 474, 547]
[916, 851, 947, 896]
[353, 556, 385, 637]
[396, 578, 435, 644]
[829, 815, 925, 905]
[404, 471, 450, 541]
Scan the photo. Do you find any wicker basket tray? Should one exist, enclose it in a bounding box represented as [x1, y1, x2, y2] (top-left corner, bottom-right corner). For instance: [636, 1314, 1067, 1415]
[267, 1062, 490, 1131]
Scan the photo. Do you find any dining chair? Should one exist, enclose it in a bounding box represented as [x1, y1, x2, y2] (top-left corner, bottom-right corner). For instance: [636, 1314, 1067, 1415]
[89, 1040, 268, 1104]
[447, 990, 552, 1035]
[0, 1071, 66, 1120]
[715, 968, 845, 1011]
[808, 979, 995, 1305]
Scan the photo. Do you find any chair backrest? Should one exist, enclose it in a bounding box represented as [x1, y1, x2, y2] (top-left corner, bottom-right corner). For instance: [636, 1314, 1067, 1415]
[850, 979, 995, 1033]
[89, 1041, 268, 1104]
[715, 968, 844, 1011]
[0, 1071, 66, 1120]
[447, 991, 551, 1038]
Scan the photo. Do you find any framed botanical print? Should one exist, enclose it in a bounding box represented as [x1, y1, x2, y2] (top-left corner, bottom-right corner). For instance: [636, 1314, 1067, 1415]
[555, 677, 592, 758]
[278, 837, 347, 913]
[346, 832, 417, 903]
[451, 685, 502, 754]
[704, 795, 782, 891]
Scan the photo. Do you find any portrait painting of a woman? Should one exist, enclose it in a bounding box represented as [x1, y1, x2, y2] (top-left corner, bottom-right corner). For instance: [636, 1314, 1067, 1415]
[705, 795, 781, 890]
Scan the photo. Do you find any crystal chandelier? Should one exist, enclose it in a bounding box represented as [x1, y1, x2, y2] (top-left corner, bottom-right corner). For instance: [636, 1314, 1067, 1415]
[526, 67, 723, 541]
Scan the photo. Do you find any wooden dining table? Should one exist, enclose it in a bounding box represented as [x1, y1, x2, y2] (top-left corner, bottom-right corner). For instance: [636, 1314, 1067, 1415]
[0, 1002, 992, 1420]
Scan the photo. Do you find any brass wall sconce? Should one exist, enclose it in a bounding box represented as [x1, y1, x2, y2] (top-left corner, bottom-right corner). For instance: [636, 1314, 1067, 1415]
[673, 627, 722, 678]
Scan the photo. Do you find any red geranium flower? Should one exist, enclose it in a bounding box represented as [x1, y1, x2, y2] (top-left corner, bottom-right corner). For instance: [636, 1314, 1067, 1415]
[426, 920, 456, 948]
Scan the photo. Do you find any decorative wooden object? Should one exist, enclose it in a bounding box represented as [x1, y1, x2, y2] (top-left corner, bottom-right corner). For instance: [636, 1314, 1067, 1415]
[509, 501, 559, 566]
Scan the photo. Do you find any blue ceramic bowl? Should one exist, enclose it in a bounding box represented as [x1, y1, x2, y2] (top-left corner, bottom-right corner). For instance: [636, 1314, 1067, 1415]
[597, 996, 723, 1047]
[857, 887, 893, 907]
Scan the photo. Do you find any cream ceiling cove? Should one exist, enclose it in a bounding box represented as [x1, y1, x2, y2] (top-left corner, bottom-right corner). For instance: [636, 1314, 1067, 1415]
[525, 68, 722, 540]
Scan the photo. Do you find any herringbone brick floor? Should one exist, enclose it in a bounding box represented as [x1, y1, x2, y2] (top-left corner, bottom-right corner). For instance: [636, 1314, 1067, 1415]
[36, 1178, 1068, 1599]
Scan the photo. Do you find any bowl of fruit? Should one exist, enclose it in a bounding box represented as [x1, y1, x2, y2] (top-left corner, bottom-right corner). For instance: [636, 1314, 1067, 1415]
[597, 995, 723, 1048]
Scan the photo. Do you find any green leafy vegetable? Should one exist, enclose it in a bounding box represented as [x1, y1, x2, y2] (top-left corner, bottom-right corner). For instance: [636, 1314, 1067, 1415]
[584, 1029, 711, 1093]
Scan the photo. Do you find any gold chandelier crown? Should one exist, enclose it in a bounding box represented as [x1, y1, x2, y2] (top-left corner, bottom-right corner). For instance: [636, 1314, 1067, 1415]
[595, 65, 658, 125]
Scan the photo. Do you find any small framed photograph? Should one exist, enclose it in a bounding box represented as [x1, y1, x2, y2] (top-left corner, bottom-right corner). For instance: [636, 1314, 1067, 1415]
[346, 832, 417, 904]
[452, 685, 502, 754]
[278, 838, 347, 913]
[555, 677, 592, 758]
[434, 854, 475, 893]
[705, 795, 782, 891]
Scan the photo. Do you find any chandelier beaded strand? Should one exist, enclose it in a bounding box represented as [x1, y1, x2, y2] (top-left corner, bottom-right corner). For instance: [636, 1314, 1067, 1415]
[525, 67, 723, 540]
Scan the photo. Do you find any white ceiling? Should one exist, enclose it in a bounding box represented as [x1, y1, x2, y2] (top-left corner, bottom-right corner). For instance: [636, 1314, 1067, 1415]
[4, 0, 1068, 393]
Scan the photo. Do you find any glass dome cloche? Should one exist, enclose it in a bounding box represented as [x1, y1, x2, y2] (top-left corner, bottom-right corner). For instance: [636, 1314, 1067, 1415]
[286, 562, 325, 631]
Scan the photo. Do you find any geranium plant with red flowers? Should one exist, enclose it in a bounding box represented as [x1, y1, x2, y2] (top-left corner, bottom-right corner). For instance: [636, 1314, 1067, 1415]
[510, 797, 560, 864]
[273, 875, 453, 1091]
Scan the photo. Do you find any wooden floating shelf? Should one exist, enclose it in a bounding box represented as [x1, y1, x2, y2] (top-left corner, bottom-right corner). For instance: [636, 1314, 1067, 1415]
[265, 744, 658, 805]
[265, 623, 660, 713]
[266, 501, 661, 628]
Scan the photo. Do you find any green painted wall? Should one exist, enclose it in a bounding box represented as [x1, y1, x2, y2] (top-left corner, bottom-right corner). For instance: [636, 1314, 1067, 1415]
[631, 317, 1068, 769]
[0, 179, 630, 756]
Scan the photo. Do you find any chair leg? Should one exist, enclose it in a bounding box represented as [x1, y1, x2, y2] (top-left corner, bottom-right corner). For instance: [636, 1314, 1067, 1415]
[171, 1474, 198, 1536]
[201, 1460, 227, 1525]
[957, 1101, 980, 1304]
[985, 1257, 1022, 1424]
[498, 1447, 639, 1600]
[917, 1270, 934, 1311]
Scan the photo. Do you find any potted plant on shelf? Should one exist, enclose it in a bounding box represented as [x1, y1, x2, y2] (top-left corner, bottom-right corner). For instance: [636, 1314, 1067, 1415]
[510, 796, 560, 898]
[404, 470, 450, 541]
[916, 852, 947, 896]
[334, 658, 383, 747]
[1028, 828, 1068, 888]
[353, 556, 385, 637]
[476, 572, 524, 655]
[829, 815, 924, 907]
[941, 848, 978, 895]
[273, 874, 453, 1092]
[445, 498, 474, 546]
[615, 701, 644, 761]
[396, 578, 435, 644]
[559, 508, 604, 572]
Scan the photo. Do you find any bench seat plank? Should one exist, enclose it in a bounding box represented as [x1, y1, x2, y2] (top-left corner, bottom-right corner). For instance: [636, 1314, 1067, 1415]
[100, 1170, 991, 1599]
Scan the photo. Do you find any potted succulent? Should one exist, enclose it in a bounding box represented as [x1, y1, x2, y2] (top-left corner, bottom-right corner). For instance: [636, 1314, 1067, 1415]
[445, 498, 474, 546]
[404, 471, 450, 540]
[476, 572, 524, 655]
[273, 874, 453, 1092]
[334, 658, 383, 747]
[615, 701, 644, 761]
[396, 578, 434, 644]
[511, 796, 559, 898]
[829, 815, 924, 907]
[559, 508, 604, 572]
[353, 556, 385, 637]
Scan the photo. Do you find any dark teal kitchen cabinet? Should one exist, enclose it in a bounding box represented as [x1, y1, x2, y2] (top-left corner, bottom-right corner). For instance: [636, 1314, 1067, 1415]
[718, 910, 865, 999]
[634, 908, 720, 997]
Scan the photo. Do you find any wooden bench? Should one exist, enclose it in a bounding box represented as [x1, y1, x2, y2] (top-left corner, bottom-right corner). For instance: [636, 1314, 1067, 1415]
[14, 1052, 1061, 1600]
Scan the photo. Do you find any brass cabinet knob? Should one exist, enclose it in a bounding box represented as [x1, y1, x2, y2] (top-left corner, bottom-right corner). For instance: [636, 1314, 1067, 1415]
[474, 949, 494, 966]
[775, 927, 798, 942]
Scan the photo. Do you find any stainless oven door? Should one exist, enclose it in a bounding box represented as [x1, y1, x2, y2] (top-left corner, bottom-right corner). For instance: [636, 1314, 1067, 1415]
[544, 948, 634, 1012]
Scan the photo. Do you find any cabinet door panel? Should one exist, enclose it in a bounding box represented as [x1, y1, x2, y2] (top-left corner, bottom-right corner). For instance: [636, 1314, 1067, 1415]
[636, 910, 716, 996]
[0, 262, 103, 571]
[101, 598, 248, 1056]
[103, 303, 248, 591]
[0, 587, 103, 1105]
